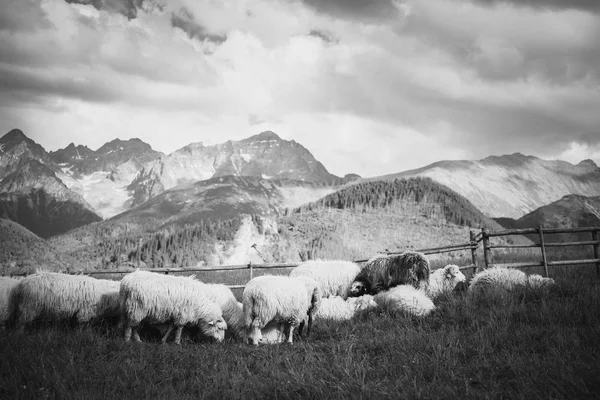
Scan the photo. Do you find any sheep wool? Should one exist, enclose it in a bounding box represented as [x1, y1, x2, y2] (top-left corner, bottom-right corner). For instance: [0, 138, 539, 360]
[314, 296, 355, 321]
[374, 285, 435, 317]
[9, 271, 120, 328]
[427, 264, 467, 299]
[314, 294, 378, 321]
[467, 267, 555, 300]
[243, 275, 321, 345]
[0, 277, 21, 327]
[203, 283, 246, 341]
[289, 260, 361, 299]
[120, 270, 226, 345]
[349, 251, 430, 297]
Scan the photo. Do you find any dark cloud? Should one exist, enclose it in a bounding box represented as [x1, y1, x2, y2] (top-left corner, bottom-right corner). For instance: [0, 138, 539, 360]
[170, 7, 226, 43]
[301, 0, 401, 20]
[466, 0, 600, 13]
[308, 29, 337, 43]
[64, 0, 151, 19]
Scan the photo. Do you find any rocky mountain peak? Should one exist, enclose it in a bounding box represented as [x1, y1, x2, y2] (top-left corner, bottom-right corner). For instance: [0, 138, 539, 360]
[2, 128, 27, 142]
[96, 137, 153, 154]
[244, 131, 281, 142]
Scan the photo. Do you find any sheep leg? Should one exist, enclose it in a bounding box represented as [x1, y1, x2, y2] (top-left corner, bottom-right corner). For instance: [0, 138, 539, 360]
[160, 324, 175, 344]
[124, 325, 132, 342]
[306, 314, 313, 337]
[298, 320, 305, 338]
[132, 327, 142, 342]
[287, 324, 295, 344]
[174, 325, 184, 345]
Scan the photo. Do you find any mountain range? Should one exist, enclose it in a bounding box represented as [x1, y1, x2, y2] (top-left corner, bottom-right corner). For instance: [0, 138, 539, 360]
[1, 127, 599, 272]
[0, 129, 355, 237]
[375, 153, 600, 219]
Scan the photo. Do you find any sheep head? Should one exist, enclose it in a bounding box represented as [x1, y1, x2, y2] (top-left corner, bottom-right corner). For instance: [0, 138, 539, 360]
[349, 280, 369, 297]
[528, 275, 555, 289]
[199, 318, 227, 342]
[444, 265, 466, 283]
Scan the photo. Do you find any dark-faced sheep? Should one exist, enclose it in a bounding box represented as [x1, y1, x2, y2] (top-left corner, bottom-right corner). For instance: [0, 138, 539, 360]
[349, 251, 430, 297]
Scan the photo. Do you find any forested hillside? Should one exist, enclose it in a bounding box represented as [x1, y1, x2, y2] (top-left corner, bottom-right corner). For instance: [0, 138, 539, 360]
[50, 217, 248, 270]
[295, 177, 500, 229]
[278, 177, 510, 262]
[0, 219, 72, 274]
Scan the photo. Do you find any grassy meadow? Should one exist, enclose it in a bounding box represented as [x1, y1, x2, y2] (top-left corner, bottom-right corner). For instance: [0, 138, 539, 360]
[2, 255, 600, 399]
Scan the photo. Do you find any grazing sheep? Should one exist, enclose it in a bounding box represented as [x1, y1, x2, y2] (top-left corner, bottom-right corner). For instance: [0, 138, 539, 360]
[0, 277, 21, 328]
[467, 267, 555, 300]
[374, 285, 435, 317]
[243, 275, 321, 345]
[289, 260, 361, 299]
[426, 264, 467, 299]
[258, 321, 288, 345]
[9, 271, 120, 329]
[119, 271, 226, 345]
[203, 283, 246, 341]
[314, 295, 378, 321]
[349, 251, 430, 297]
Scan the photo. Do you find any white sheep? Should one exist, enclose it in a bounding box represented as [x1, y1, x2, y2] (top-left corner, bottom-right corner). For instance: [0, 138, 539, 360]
[119, 270, 226, 345]
[426, 264, 467, 299]
[314, 295, 378, 321]
[243, 275, 321, 345]
[374, 285, 435, 317]
[314, 296, 355, 321]
[203, 283, 246, 341]
[468, 267, 555, 300]
[289, 260, 361, 299]
[9, 271, 120, 328]
[258, 321, 288, 345]
[0, 277, 21, 327]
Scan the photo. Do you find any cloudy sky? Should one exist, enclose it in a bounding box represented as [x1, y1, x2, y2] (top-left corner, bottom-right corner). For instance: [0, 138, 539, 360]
[1, 0, 599, 177]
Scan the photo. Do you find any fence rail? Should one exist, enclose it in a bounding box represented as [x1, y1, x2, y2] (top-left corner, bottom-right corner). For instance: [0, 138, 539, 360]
[482, 225, 600, 278]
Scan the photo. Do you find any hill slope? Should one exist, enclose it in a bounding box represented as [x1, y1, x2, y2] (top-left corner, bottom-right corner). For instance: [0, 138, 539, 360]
[372, 153, 600, 219]
[278, 177, 517, 262]
[0, 218, 72, 274]
[496, 194, 600, 229]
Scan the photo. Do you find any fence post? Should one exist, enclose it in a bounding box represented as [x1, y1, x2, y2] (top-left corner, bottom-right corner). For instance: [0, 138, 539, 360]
[538, 225, 549, 277]
[482, 228, 491, 269]
[248, 262, 254, 281]
[593, 230, 600, 278]
[469, 230, 478, 274]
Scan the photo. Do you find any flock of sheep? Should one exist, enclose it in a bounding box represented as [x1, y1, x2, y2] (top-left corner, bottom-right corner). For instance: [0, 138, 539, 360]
[0, 251, 556, 345]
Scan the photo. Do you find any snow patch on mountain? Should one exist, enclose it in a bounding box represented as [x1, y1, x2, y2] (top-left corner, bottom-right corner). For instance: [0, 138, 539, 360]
[62, 171, 132, 219]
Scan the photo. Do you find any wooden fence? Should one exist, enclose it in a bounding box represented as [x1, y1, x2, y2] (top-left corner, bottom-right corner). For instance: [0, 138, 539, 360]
[481, 226, 600, 278]
[6, 226, 600, 287]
